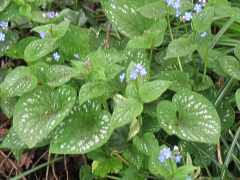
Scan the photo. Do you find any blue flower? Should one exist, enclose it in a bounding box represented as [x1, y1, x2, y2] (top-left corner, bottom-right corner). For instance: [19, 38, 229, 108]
[175, 154, 182, 163]
[182, 12, 192, 21]
[200, 32, 208, 37]
[194, 3, 203, 13]
[130, 64, 147, 80]
[39, 32, 46, 39]
[119, 73, 125, 82]
[173, 0, 181, 9]
[0, 32, 6, 42]
[159, 147, 172, 163]
[199, 0, 207, 6]
[0, 21, 8, 30]
[53, 52, 60, 61]
[46, 11, 59, 19]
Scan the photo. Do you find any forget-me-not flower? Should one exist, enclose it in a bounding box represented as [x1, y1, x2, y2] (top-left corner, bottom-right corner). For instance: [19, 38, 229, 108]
[182, 12, 192, 21]
[39, 32, 46, 39]
[200, 32, 208, 37]
[44, 11, 59, 19]
[194, 3, 203, 13]
[119, 73, 125, 82]
[130, 64, 147, 80]
[53, 52, 60, 61]
[159, 147, 172, 163]
[175, 154, 182, 163]
[0, 32, 6, 42]
[0, 21, 8, 30]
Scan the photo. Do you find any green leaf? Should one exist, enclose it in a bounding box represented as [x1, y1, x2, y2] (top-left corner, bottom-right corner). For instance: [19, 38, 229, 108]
[218, 55, 240, 80]
[50, 100, 113, 154]
[154, 70, 191, 92]
[218, 101, 234, 132]
[112, 94, 143, 128]
[79, 81, 111, 106]
[6, 36, 38, 59]
[102, 0, 152, 37]
[92, 157, 123, 177]
[192, 7, 214, 33]
[157, 90, 221, 144]
[123, 146, 144, 169]
[139, 80, 171, 103]
[121, 167, 145, 180]
[165, 37, 197, 59]
[127, 19, 167, 49]
[236, 89, 240, 110]
[0, 66, 38, 97]
[128, 118, 141, 140]
[58, 25, 91, 59]
[133, 133, 159, 156]
[0, 0, 11, 12]
[137, 0, 169, 19]
[24, 38, 57, 62]
[13, 85, 76, 148]
[173, 165, 196, 180]
[31, 63, 77, 87]
[32, 20, 70, 40]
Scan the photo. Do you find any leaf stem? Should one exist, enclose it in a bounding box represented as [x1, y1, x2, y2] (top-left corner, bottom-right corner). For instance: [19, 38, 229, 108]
[221, 126, 240, 178]
[211, 18, 235, 48]
[10, 157, 63, 180]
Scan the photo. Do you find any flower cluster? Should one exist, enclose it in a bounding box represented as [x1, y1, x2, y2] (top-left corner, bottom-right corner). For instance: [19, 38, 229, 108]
[43, 11, 59, 19]
[130, 64, 147, 80]
[158, 146, 182, 164]
[164, 0, 207, 22]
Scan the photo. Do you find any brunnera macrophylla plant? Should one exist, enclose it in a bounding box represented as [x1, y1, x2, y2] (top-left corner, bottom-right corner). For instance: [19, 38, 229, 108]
[0, 0, 240, 179]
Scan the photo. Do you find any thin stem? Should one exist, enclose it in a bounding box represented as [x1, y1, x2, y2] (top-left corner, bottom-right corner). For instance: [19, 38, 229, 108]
[167, 13, 183, 72]
[214, 78, 235, 107]
[211, 18, 235, 48]
[10, 157, 63, 180]
[221, 126, 240, 178]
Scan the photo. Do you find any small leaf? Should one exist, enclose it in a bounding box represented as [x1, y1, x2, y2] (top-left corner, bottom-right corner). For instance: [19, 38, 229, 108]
[50, 100, 113, 154]
[13, 85, 76, 148]
[218, 55, 240, 80]
[112, 95, 143, 128]
[139, 80, 172, 103]
[92, 157, 123, 177]
[24, 38, 57, 62]
[128, 118, 141, 140]
[157, 90, 221, 144]
[0, 66, 38, 97]
[79, 165, 94, 180]
[165, 37, 197, 59]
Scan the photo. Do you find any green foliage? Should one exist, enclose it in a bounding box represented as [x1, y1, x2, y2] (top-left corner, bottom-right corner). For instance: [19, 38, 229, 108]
[1, 0, 240, 179]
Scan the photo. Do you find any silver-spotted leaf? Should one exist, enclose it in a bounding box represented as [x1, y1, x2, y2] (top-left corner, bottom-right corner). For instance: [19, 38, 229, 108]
[157, 90, 221, 144]
[24, 38, 57, 62]
[112, 95, 143, 128]
[218, 55, 240, 80]
[0, 66, 38, 97]
[50, 101, 113, 154]
[101, 0, 151, 37]
[13, 85, 76, 148]
[139, 80, 172, 103]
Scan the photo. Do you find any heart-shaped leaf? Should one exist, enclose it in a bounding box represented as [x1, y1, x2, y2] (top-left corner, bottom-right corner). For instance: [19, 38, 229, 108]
[13, 85, 76, 148]
[0, 66, 38, 97]
[139, 80, 172, 103]
[218, 55, 240, 80]
[50, 100, 113, 154]
[157, 90, 221, 144]
[101, 0, 151, 37]
[112, 95, 143, 128]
